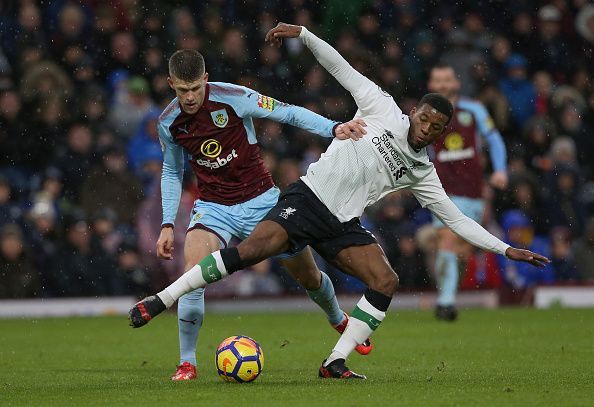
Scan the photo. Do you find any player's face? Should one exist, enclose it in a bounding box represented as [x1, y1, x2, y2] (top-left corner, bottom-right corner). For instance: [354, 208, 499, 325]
[168, 73, 209, 114]
[407, 104, 449, 150]
[427, 67, 460, 100]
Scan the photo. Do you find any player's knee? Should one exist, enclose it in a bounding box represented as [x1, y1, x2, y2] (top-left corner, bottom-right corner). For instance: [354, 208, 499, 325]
[370, 269, 399, 296]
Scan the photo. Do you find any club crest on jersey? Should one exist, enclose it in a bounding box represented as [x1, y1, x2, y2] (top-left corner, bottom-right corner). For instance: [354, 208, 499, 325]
[211, 109, 229, 128]
[257, 94, 276, 112]
[456, 111, 473, 127]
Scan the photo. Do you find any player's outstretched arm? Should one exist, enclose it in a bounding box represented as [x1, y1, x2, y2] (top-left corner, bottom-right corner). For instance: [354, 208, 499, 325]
[426, 198, 550, 267]
[266, 23, 391, 115]
[157, 123, 184, 260]
[232, 87, 367, 140]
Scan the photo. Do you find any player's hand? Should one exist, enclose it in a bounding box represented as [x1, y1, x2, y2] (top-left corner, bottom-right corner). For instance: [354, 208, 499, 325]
[505, 247, 550, 268]
[157, 226, 175, 260]
[490, 171, 508, 190]
[334, 119, 367, 140]
[265, 22, 302, 47]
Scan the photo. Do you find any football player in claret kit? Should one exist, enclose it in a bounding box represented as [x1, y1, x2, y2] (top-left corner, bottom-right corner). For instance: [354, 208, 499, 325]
[146, 49, 371, 381]
[130, 25, 549, 379]
[427, 63, 508, 321]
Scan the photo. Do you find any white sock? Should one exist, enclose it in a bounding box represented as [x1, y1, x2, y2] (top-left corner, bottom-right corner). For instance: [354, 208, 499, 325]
[324, 295, 386, 366]
[157, 251, 228, 308]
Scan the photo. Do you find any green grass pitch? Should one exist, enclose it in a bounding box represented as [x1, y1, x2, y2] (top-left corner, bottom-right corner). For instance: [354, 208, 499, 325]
[1, 308, 593, 406]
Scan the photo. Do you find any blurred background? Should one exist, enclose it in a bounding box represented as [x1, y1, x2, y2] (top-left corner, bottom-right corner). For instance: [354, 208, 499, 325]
[0, 0, 593, 305]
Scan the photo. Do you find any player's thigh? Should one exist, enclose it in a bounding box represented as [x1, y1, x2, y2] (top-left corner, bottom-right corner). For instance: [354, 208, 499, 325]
[184, 228, 224, 269]
[237, 220, 291, 266]
[279, 247, 321, 290]
[238, 186, 281, 241]
[333, 243, 398, 296]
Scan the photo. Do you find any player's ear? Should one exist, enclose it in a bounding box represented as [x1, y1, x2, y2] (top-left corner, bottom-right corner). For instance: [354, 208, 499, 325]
[409, 106, 416, 116]
[203, 72, 209, 82]
[167, 77, 174, 89]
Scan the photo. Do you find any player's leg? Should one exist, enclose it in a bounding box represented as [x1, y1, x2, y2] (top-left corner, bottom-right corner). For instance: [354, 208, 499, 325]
[434, 196, 485, 321]
[129, 219, 290, 328]
[435, 226, 460, 321]
[281, 249, 373, 355]
[281, 249, 343, 325]
[172, 228, 222, 380]
[238, 185, 372, 353]
[318, 243, 397, 379]
[129, 200, 237, 329]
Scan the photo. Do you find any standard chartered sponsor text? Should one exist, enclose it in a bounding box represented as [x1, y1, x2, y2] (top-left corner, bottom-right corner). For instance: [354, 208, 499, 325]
[372, 133, 407, 180]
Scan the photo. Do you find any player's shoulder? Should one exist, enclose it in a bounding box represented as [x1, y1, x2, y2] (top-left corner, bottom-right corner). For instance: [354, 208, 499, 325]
[208, 82, 254, 102]
[158, 98, 182, 126]
[456, 97, 488, 117]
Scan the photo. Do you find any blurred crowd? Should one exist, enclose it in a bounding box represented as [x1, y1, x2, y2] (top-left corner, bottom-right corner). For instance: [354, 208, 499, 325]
[1, 0, 594, 300]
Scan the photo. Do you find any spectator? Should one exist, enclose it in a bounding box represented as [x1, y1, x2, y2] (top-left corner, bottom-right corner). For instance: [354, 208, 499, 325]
[80, 144, 143, 225]
[26, 200, 58, 289]
[46, 216, 106, 297]
[557, 103, 594, 175]
[549, 227, 580, 282]
[498, 210, 554, 289]
[108, 75, 156, 140]
[127, 107, 162, 176]
[440, 28, 483, 96]
[0, 223, 40, 298]
[112, 239, 150, 296]
[531, 5, 571, 81]
[498, 54, 536, 128]
[0, 177, 22, 227]
[533, 70, 554, 116]
[0, 88, 23, 169]
[545, 164, 583, 232]
[572, 217, 594, 281]
[52, 122, 95, 203]
[387, 226, 431, 290]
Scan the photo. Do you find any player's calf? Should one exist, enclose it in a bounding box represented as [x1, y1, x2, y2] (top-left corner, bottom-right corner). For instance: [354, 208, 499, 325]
[323, 288, 392, 370]
[332, 311, 373, 355]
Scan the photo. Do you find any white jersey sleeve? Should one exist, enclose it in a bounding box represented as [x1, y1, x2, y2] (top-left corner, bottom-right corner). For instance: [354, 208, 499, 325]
[427, 198, 510, 255]
[299, 27, 399, 117]
[408, 167, 449, 208]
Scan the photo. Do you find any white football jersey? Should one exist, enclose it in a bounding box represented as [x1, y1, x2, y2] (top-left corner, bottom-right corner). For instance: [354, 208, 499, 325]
[298, 27, 509, 255]
[300, 29, 447, 223]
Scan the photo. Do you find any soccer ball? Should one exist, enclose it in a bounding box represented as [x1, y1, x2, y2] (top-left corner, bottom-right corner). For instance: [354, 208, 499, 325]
[215, 335, 264, 383]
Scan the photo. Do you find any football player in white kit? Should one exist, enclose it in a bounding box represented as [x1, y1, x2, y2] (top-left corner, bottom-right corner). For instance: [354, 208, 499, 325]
[130, 23, 550, 379]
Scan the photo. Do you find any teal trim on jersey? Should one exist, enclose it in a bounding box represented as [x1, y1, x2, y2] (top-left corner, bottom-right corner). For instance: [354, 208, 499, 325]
[242, 117, 258, 145]
[158, 100, 184, 226]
